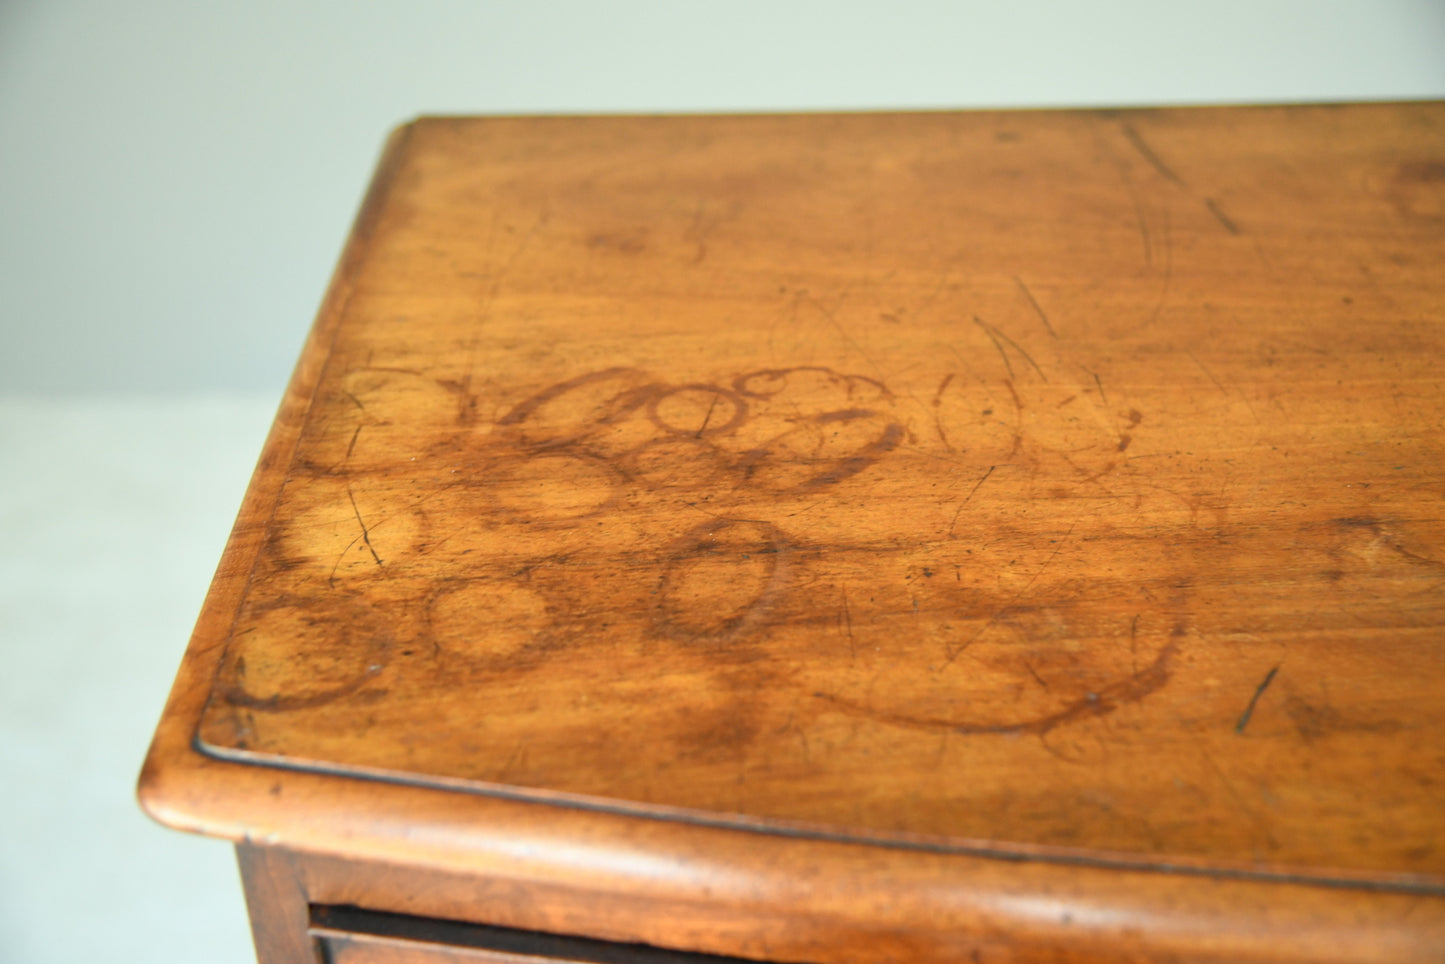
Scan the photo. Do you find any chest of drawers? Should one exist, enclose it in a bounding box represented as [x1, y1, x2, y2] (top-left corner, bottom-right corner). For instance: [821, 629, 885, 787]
[141, 103, 1445, 962]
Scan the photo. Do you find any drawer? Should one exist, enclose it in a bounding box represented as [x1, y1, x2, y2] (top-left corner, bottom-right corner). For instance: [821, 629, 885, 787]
[311, 906, 768, 964]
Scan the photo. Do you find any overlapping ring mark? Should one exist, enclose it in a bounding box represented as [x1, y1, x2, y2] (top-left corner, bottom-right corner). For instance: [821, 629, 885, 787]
[475, 365, 905, 648]
[491, 364, 904, 499]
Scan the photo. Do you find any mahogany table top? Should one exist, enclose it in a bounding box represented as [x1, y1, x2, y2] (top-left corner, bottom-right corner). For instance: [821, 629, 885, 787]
[142, 103, 1445, 960]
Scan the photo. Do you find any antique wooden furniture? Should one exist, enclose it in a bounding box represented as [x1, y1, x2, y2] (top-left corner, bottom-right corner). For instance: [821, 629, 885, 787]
[140, 104, 1445, 962]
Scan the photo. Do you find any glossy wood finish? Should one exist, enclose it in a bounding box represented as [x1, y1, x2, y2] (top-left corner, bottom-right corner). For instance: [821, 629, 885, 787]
[311, 904, 758, 964]
[237, 845, 321, 964]
[143, 104, 1445, 962]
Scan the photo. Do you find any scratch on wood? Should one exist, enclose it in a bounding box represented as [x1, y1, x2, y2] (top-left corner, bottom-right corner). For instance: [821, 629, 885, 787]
[1235, 665, 1280, 734]
[1122, 122, 1184, 186]
[686, 199, 714, 264]
[976, 318, 1014, 379]
[974, 316, 1047, 381]
[1004, 378, 1023, 415]
[1024, 660, 1050, 690]
[1014, 276, 1058, 339]
[942, 519, 1076, 668]
[1186, 349, 1229, 397]
[345, 425, 363, 459]
[1090, 116, 1155, 266]
[695, 391, 720, 438]
[841, 586, 856, 657]
[329, 536, 362, 588]
[965, 464, 996, 503]
[1123, 173, 1153, 266]
[1204, 198, 1240, 235]
[932, 372, 956, 450]
[347, 484, 383, 566]
[947, 466, 995, 537]
[947, 465, 997, 537]
[809, 294, 889, 385]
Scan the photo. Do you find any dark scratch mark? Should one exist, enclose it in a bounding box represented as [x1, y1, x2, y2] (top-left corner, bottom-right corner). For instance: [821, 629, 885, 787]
[345, 425, 363, 459]
[1024, 661, 1050, 690]
[1235, 665, 1280, 734]
[1004, 378, 1023, 415]
[347, 485, 383, 567]
[695, 391, 720, 438]
[1086, 368, 1109, 405]
[959, 465, 994, 505]
[1090, 118, 1154, 266]
[841, 586, 856, 658]
[1117, 434, 1132, 452]
[1003, 378, 1024, 458]
[932, 373, 956, 450]
[975, 316, 1047, 381]
[965, 464, 996, 503]
[343, 391, 367, 412]
[1204, 198, 1240, 235]
[328, 535, 362, 588]
[1014, 276, 1057, 339]
[948, 465, 996, 537]
[1122, 123, 1184, 186]
[976, 319, 1014, 379]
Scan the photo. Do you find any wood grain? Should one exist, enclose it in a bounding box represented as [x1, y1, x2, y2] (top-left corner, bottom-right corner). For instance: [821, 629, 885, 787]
[237, 844, 321, 963]
[142, 104, 1445, 961]
[310, 904, 759, 963]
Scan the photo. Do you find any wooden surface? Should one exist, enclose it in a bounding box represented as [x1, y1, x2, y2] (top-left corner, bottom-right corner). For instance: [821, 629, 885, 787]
[311, 903, 760, 963]
[142, 104, 1445, 961]
[237, 845, 320, 963]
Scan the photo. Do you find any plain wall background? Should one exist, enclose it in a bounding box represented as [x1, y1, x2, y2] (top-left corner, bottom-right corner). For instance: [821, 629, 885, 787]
[2, 0, 1444, 394]
[0, 3, 1443, 963]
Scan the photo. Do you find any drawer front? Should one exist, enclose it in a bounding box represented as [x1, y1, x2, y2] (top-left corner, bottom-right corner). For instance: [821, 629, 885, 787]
[320, 934, 538, 964]
[311, 906, 771, 964]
